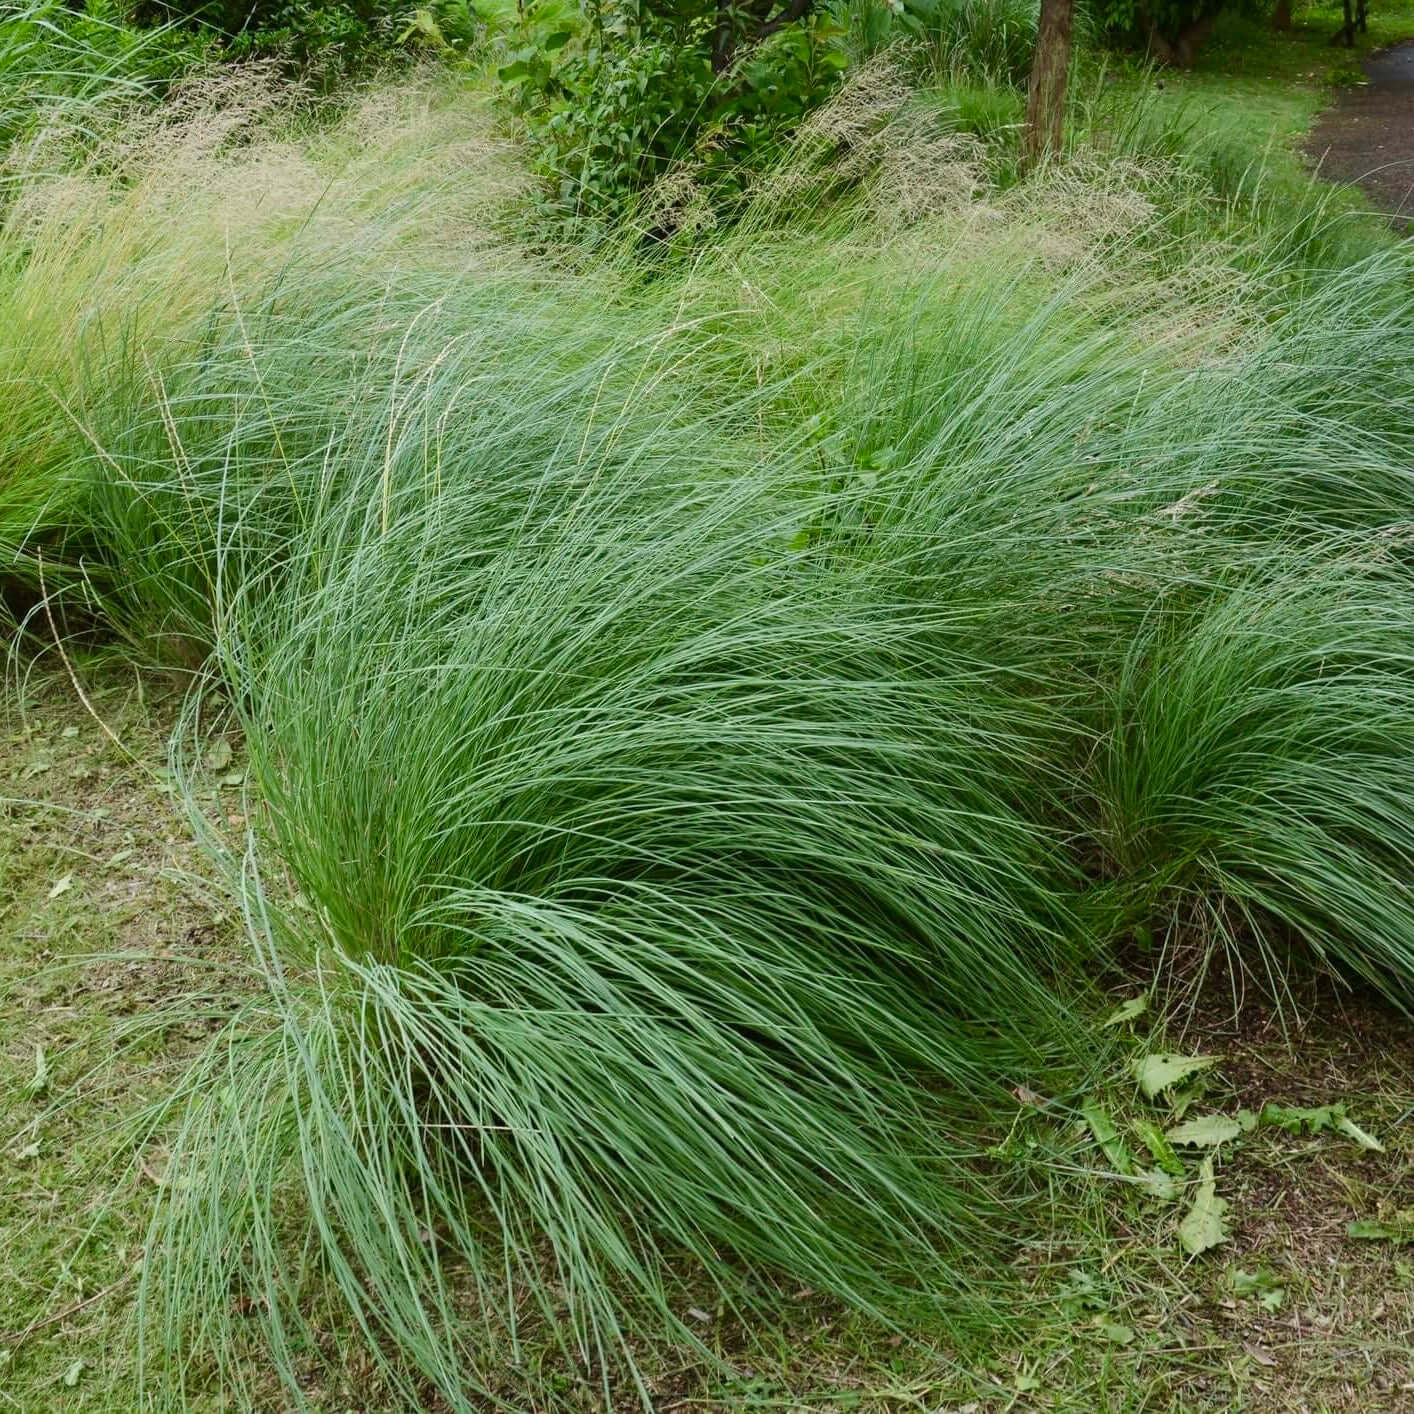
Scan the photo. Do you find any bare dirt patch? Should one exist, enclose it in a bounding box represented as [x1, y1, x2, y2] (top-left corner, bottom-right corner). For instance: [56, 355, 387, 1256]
[1171, 974, 1414, 1409]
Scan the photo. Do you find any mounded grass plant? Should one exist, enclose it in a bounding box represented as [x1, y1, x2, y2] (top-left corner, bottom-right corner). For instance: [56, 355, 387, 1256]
[1090, 551, 1414, 1004]
[138, 398, 1101, 1406]
[127, 232, 1414, 1404]
[0, 67, 520, 628]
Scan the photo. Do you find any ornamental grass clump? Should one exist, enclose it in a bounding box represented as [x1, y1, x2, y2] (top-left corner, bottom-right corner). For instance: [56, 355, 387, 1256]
[1089, 550, 1414, 1004]
[0, 66, 519, 628]
[17, 60, 1408, 1408]
[138, 375, 1098, 1404]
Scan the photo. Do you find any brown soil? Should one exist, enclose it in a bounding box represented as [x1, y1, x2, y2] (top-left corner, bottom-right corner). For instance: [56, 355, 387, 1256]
[1307, 41, 1414, 232]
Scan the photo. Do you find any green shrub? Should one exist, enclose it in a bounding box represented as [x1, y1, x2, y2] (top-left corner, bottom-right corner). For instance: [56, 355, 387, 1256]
[494, 0, 1051, 229]
[500, 0, 851, 228]
[503, 19, 716, 220]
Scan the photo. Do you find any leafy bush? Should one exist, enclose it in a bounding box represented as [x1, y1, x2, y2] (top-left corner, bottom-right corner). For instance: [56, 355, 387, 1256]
[210, 0, 400, 65]
[500, 0, 850, 227]
[124, 0, 481, 72]
[501, 19, 715, 217]
[1090, 0, 1266, 64]
[497, 0, 1054, 228]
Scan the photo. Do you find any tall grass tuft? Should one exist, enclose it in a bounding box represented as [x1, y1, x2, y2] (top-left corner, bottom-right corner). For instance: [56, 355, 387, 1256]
[137, 352, 1098, 1403]
[0, 0, 194, 148]
[1090, 552, 1414, 1004]
[0, 66, 519, 626]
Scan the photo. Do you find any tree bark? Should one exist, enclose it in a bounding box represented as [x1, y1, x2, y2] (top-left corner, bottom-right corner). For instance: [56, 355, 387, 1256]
[1172, 13, 1214, 64]
[1332, 0, 1354, 44]
[713, 0, 815, 73]
[1145, 18, 1177, 64]
[713, 0, 735, 74]
[1023, 0, 1074, 169]
[1272, 0, 1292, 30]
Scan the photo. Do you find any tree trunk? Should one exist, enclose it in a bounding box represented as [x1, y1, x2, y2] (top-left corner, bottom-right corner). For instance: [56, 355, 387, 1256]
[713, 0, 814, 73]
[1332, 0, 1354, 44]
[1145, 18, 1177, 64]
[1172, 14, 1214, 64]
[1023, 0, 1074, 169]
[1272, 0, 1292, 30]
[713, 0, 735, 74]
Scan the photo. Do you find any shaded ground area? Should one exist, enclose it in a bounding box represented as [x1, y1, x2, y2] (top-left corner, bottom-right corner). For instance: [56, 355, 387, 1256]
[0, 656, 252, 1409]
[1308, 40, 1414, 229]
[3, 660, 1413, 1410]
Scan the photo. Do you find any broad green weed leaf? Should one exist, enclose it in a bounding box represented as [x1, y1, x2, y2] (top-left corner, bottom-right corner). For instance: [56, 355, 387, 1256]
[1261, 1101, 1339, 1135]
[1081, 1099, 1134, 1174]
[1133, 1053, 1216, 1100]
[1103, 994, 1148, 1028]
[1136, 1167, 1181, 1201]
[1093, 1317, 1135, 1344]
[1056, 1270, 1106, 1317]
[25, 1045, 47, 1098]
[1135, 1118, 1184, 1175]
[1259, 1102, 1382, 1150]
[1231, 1268, 1285, 1311]
[1348, 1213, 1414, 1244]
[1178, 1156, 1228, 1255]
[1166, 1115, 1241, 1148]
[1333, 1114, 1384, 1152]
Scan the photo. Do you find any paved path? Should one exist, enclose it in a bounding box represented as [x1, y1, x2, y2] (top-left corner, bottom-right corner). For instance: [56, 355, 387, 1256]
[1307, 40, 1414, 231]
